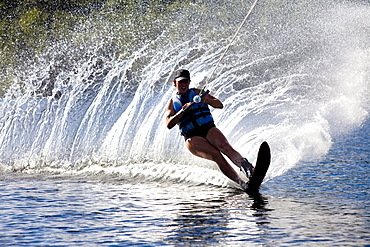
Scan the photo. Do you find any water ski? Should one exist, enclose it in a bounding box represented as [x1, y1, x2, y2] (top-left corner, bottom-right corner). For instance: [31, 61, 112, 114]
[246, 141, 271, 194]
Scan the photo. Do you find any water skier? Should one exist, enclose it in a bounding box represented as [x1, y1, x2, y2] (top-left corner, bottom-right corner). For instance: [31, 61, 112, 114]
[165, 69, 253, 190]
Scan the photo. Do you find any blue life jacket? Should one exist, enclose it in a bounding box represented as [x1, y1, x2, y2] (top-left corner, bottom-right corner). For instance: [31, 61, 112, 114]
[172, 88, 214, 135]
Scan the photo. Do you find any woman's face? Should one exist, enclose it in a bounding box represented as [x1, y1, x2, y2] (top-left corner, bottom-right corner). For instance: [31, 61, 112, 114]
[174, 79, 190, 94]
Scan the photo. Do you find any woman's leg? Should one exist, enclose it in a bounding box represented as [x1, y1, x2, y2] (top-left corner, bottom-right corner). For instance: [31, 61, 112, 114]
[206, 127, 254, 176]
[205, 127, 244, 167]
[185, 136, 244, 185]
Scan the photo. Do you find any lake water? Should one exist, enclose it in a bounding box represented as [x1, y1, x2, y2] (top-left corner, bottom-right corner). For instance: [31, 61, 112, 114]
[1, 119, 369, 246]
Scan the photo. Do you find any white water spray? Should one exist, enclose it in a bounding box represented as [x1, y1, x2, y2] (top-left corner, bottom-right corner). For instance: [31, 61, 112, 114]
[0, 1, 369, 187]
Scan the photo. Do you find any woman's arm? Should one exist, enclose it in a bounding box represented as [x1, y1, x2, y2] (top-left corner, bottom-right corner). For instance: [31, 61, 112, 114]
[165, 99, 186, 129]
[194, 89, 223, 109]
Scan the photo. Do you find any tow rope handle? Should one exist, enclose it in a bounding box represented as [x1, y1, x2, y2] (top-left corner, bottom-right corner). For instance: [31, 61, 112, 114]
[183, 89, 210, 112]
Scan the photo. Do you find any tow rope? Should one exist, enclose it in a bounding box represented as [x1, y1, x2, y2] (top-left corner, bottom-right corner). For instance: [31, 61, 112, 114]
[200, 0, 260, 94]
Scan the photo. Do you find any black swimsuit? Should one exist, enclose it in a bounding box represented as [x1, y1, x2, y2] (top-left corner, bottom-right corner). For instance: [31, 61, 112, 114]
[182, 121, 216, 140]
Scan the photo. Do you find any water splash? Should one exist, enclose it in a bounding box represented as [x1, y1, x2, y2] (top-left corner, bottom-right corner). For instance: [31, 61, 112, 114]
[0, 1, 369, 186]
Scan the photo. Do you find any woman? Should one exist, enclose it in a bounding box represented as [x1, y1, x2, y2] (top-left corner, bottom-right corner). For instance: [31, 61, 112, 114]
[165, 69, 253, 190]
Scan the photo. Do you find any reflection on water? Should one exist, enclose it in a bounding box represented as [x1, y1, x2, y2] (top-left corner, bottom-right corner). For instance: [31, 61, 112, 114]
[0, 172, 368, 246]
[0, 175, 275, 246]
[165, 189, 272, 245]
[166, 199, 230, 244]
